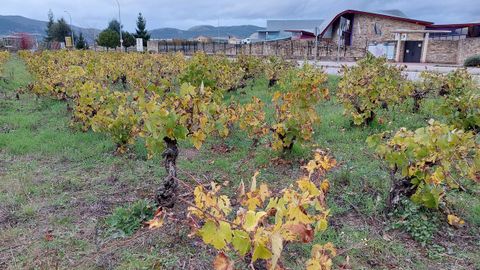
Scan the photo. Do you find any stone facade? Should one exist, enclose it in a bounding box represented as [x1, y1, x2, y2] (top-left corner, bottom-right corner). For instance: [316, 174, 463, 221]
[350, 14, 425, 47]
[458, 38, 480, 64]
[426, 40, 459, 64]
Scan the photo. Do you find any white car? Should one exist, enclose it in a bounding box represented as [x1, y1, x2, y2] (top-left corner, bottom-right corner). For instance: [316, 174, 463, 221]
[241, 38, 251, 44]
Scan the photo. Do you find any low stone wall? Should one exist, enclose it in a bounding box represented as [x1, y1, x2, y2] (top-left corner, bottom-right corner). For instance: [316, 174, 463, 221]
[147, 39, 369, 61]
[426, 40, 459, 64]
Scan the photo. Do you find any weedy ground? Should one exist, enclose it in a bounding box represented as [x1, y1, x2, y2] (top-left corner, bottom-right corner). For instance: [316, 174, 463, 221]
[0, 55, 479, 269]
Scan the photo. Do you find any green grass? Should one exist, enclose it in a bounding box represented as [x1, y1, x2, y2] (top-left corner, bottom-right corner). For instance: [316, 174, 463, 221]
[0, 55, 479, 269]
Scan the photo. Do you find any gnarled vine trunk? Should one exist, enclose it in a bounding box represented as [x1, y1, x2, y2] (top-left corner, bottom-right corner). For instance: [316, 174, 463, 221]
[156, 137, 179, 208]
[386, 167, 416, 211]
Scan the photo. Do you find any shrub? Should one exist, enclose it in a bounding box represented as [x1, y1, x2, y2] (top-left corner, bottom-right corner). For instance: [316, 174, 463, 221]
[337, 54, 413, 125]
[464, 55, 480, 67]
[367, 120, 480, 210]
[439, 88, 480, 131]
[271, 64, 329, 151]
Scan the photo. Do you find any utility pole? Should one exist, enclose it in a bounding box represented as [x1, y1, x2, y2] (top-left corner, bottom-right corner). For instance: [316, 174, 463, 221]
[115, 0, 123, 51]
[64, 10, 74, 47]
[314, 26, 319, 64]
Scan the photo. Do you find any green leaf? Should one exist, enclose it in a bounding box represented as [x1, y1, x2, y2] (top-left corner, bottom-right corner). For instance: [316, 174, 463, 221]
[252, 242, 272, 262]
[173, 125, 188, 140]
[199, 220, 231, 250]
[199, 220, 217, 246]
[232, 230, 251, 256]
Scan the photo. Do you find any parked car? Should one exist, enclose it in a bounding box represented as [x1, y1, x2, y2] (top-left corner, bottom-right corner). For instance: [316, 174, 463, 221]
[241, 38, 251, 44]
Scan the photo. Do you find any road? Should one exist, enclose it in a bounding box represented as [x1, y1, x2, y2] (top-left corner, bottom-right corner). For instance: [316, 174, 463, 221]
[299, 60, 480, 81]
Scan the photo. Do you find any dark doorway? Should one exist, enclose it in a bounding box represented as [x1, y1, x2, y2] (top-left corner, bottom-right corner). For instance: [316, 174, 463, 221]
[403, 41, 423, 63]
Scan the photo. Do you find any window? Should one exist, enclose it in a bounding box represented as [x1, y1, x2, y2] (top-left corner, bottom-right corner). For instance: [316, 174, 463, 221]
[374, 23, 382, 36]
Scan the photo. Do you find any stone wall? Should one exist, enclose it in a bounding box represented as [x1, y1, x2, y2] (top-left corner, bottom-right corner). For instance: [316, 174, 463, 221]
[458, 38, 480, 64]
[426, 40, 459, 64]
[146, 39, 367, 61]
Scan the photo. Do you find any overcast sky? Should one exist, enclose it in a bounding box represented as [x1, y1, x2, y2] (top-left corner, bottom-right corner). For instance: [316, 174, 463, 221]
[2, 0, 480, 31]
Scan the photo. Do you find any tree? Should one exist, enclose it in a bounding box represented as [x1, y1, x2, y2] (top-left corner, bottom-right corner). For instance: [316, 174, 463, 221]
[135, 13, 150, 46]
[45, 9, 55, 42]
[50, 18, 73, 43]
[107, 19, 122, 34]
[122, 31, 136, 49]
[75, 32, 88, 50]
[97, 29, 119, 50]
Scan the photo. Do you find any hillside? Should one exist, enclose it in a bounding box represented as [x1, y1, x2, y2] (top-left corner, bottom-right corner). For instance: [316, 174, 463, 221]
[149, 24, 264, 39]
[0, 15, 263, 42]
[0, 15, 100, 43]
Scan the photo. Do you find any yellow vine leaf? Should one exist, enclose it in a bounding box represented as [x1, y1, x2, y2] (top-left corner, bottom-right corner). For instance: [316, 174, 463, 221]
[447, 214, 465, 228]
[145, 208, 165, 229]
[199, 220, 232, 249]
[320, 180, 330, 193]
[243, 210, 266, 232]
[270, 231, 283, 270]
[252, 242, 272, 262]
[297, 177, 320, 196]
[251, 170, 260, 192]
[304, 160, 317, 176]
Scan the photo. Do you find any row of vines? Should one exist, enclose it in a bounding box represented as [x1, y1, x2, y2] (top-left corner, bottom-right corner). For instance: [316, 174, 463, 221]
[18, 50, 334, 269]
[16, 50, 480, 269]
[0, 51, 10, 76]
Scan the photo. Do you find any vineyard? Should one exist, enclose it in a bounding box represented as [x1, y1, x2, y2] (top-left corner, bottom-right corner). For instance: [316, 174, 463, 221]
[0, 50, 479, 269]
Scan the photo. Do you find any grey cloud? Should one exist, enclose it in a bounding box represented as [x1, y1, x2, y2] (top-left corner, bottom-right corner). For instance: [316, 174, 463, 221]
[1, 0, 479, 31]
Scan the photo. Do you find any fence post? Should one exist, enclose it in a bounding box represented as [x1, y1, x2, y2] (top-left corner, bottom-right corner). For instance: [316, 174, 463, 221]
[290, 41, 294, 58]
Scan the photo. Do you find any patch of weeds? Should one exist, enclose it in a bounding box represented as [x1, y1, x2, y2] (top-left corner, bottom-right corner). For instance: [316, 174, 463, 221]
[427, 244, 446, 260]
[117, 249, 188, 270]
[105, 199, 155, 238]
[389, 199, 440, 246]
[17, 203, 38, 221]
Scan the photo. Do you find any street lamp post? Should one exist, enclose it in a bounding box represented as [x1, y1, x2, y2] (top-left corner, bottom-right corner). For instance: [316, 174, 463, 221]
[64, 10, 74, 48]
[115, 0, 123, 51]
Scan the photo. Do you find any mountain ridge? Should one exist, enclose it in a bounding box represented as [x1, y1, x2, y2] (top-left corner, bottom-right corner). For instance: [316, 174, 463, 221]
[0, 15, 264, 42]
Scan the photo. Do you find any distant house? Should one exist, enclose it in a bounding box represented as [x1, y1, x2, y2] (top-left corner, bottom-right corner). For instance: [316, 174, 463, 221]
[253, 19, 324, 42]
[316, 9, 480, 64]
[228, 36, 241, 44]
